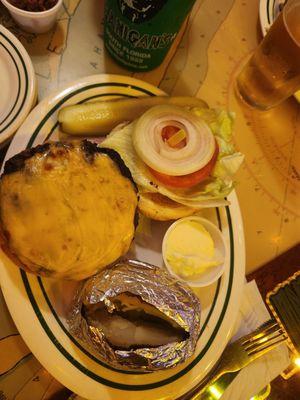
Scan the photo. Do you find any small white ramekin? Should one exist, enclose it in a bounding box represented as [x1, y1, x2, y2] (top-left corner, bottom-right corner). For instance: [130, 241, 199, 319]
[162, 216, 227, 287]
[1, 0, 63, 34]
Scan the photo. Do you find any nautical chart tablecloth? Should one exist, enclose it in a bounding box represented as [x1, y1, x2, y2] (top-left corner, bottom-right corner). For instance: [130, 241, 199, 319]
[0, 0, 298, 399]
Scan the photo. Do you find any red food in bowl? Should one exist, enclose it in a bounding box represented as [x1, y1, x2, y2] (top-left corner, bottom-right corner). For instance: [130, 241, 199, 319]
[9, 0, 58, 12]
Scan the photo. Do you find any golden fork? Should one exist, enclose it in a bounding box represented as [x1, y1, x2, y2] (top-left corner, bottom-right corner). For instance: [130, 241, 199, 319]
[178, 319, 287, 400]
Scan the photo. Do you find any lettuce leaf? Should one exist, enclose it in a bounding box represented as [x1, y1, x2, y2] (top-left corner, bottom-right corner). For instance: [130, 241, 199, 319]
[101, 108, 243, 209]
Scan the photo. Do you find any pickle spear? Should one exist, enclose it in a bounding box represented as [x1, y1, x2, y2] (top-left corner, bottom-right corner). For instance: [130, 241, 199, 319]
[58, 96, 208, 136]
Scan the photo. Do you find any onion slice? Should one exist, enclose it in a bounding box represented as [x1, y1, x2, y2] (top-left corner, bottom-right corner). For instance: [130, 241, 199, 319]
[133, 105, 216, 176]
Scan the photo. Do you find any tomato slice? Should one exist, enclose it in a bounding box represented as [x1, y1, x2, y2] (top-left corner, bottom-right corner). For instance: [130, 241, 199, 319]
[161, 126, 186, 149]
[149, 143, 219, 189]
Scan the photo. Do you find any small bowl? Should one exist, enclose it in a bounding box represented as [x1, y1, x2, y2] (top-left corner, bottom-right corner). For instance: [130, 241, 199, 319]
[162, 216, 227, 287]
[1, 0, 63, 34]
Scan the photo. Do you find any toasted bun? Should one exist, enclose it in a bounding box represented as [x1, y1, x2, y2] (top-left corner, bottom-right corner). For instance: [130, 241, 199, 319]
[138, 192, 197, 221]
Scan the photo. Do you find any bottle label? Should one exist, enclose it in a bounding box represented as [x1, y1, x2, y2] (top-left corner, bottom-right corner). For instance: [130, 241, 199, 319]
[104, 0, 196, 71]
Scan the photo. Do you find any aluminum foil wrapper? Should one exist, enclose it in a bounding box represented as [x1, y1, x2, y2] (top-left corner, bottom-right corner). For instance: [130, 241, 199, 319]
[68, 259, 201, 371]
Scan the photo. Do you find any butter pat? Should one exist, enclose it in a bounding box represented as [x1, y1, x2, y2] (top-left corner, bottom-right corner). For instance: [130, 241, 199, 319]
[164, 219, 224, 279]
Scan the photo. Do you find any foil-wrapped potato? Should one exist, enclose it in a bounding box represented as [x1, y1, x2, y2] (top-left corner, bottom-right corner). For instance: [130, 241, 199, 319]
[0, 141, 138, 280]
[69, 259, 201, 371]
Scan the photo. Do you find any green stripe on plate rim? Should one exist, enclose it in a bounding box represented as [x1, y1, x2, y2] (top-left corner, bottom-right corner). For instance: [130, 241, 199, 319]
[19, 82, 234, 390]
[0, 41, 21, 126]
[0, 31, 28, 134]
[39, 92, 221, 375]
[266, 0, 271, 24]
[40, 92, 221, 376]
[266, 0, 277, 25]
[272, 0, 277, 22]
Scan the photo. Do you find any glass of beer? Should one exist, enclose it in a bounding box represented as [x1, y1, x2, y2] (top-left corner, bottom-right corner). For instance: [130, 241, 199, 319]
[236, 0, 300, 110]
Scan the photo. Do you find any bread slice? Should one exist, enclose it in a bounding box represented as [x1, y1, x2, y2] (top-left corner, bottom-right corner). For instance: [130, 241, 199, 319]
[138, 192, 197, 221]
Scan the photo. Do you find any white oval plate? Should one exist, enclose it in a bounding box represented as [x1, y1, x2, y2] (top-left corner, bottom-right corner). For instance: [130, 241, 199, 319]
[0, 74, 245, 400]
[0, 24, 37, 145]
[259, 0, 300, 102]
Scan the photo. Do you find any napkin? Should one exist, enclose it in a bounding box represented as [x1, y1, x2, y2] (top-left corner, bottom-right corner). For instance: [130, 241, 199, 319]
[220, 280, 291, 400]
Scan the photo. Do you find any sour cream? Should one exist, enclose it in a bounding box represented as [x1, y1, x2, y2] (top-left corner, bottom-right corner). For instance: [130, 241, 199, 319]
[162, 216, 226, 286]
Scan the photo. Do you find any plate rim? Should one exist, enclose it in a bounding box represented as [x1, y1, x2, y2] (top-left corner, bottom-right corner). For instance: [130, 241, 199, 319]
[0, 35, 21, 127]
[259, 0, 274, 35]
[0, 74, 245, 399]
[0, 24, 37, 144]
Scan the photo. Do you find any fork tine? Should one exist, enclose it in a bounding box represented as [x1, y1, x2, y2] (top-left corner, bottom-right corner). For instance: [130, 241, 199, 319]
[243, 326, 284, 349]
[247, 320, 278, 335]
[241, 320, 280, 345]
[244, 331, 287, 352]
[176, 320, 287, 400]
[246, 335, 287, 357]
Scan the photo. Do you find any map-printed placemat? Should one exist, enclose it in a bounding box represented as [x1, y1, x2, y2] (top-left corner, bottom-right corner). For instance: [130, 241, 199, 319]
[0, 1, 298, 398]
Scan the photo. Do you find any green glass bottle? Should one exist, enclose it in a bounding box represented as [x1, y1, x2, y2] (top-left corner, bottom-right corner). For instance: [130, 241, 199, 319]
[104, 0, 197, 72]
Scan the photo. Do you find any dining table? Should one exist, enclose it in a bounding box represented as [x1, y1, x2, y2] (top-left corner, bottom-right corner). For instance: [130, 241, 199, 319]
[0, 0, 299, 399]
